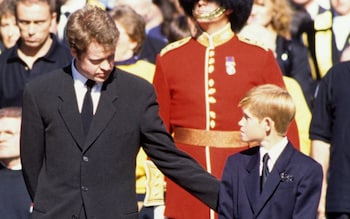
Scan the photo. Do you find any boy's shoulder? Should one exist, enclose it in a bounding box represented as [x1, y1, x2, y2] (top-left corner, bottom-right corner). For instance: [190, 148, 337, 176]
[227, 146, 260, 161]
[292, 148, 321, 168]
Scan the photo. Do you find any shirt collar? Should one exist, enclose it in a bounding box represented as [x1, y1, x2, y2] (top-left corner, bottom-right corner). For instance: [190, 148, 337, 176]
[260, 137, 288, 171]
[7, 33, 59, 62]
[71, 59, 102, 89]
[114, 55, 139, 66]
[72, 59, 87, 87]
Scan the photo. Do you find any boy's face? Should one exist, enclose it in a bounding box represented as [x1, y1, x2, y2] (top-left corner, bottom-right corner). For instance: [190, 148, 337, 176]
[0, 117, 21, 161]
[238, 108, 266, 142]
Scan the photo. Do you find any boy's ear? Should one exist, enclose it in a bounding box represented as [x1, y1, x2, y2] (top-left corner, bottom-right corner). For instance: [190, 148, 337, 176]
[263, 117, 274, 132]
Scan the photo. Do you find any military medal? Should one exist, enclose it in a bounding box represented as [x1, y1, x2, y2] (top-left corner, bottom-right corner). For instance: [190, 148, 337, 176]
[225, 56, 236, 75]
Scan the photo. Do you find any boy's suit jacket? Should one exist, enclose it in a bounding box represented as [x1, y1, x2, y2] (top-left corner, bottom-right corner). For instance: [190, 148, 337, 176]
[218, 142, 322, 219]
[20, 65, 219, 219]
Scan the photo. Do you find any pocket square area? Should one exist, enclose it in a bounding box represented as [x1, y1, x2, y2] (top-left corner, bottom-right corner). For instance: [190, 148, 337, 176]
[280, 172, 294, 182]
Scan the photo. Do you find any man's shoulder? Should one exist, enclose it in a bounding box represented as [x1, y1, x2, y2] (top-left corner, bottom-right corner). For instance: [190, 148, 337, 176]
[236, 34, 270, 52]
[328, 61, 350, 73]
[159, 37, 192, 56]
[227, 146, 260, 161]
[47, 34, 72, 59]
[26, 67, 68, 88]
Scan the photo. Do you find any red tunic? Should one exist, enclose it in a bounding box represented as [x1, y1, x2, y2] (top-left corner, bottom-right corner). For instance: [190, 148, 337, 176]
[153, 25, 299, 219]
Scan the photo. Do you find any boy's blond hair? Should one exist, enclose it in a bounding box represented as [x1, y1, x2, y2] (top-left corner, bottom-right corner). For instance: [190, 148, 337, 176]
[239, 84, 295, 136]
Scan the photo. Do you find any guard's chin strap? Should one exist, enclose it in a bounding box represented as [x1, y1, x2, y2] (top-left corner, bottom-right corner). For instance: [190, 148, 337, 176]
[193, 7, 226, 21]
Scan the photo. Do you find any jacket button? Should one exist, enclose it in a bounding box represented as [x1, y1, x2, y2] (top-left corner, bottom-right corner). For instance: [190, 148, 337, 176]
[81, 186, 88, 192]
[82, 156, 89, 162]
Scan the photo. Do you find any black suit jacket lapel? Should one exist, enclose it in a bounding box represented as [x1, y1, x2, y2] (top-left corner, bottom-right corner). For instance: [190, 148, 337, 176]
[58, 65, 85, 150]
[244, 147, 261, 215]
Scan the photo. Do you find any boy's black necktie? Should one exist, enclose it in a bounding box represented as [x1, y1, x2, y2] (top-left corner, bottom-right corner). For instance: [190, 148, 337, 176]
[261, 153, 270, 192]
[81, 79, 95, 135]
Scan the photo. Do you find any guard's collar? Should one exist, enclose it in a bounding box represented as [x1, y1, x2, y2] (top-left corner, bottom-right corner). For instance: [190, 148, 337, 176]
[196, 23, 234, 47]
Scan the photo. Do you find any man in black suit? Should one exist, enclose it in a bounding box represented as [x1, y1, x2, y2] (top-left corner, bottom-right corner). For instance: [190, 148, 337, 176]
[20, 5, 219, 219]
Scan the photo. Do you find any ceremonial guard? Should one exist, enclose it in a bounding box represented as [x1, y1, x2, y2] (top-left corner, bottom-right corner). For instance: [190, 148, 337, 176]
[153, 0, 300, 218]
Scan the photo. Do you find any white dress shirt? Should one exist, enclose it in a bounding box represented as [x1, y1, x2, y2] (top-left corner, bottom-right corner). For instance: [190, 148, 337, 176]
[333, 14, 350, 51]
[71, 60, 102, 114]
[259, 137, 288, 175]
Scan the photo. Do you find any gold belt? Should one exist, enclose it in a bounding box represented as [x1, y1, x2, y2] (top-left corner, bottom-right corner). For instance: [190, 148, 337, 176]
[173, 127, 258, 148]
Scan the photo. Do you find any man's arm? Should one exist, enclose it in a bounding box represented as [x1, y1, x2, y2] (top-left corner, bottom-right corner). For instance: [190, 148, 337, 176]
[20, 85, 45, 200]
[140, 85, 219, 210]
[311, 139, 330, 219]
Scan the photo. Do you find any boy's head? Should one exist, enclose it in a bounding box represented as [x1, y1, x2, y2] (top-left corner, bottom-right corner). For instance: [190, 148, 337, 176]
[0, 107, 22, 169]
[238, 84, 295, 142]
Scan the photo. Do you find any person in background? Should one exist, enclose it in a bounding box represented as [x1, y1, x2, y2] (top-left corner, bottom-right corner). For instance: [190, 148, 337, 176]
[0, 107, 31, 219]
[289, 0, 329, 40]
[55, 0, 86, 42]
[240, 0, 316, 109]
[0, 0, 72, 108]
[109, 5, 165, 219]
[153, 0, 300, 218]
[0, 0, 20, 54]
[20, 5, 219, 219]
[115, 0, 166, 42]
[310, 60, 350, 219]
[300, 0, 350, 80]
[114, 0, 167, 63]
[219, 84, 322, 219]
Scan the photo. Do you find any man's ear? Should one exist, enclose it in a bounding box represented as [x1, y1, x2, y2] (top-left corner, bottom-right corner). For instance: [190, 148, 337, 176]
[225, 9, 233, 15]
[70, 48, 77, 59]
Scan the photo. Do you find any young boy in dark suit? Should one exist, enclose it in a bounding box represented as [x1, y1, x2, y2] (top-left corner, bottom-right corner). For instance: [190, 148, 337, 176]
[218, 84, 322, 219]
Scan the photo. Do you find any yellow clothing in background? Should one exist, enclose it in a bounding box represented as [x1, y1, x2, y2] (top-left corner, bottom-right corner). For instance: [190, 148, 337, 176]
[283, 76, 312, 155]
[116, 59, 155, 194]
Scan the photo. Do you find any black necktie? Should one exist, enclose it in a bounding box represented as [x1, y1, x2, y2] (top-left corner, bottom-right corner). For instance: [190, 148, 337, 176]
[261, 153, 270, 192]
[81, 79, 95, 135]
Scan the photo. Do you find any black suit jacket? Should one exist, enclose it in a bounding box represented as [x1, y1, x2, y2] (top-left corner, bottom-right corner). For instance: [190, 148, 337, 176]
[219, 143, 322, 219]
[20, 65, 219, 219]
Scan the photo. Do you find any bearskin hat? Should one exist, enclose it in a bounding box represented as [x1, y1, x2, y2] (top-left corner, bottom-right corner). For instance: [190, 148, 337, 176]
[179, 0, 253, 32]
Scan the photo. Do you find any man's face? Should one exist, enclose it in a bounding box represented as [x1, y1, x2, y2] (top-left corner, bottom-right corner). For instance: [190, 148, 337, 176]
[0, 117, 21, 162]
[192, 0, 228, 24]
[72, 41, 115, 83]
[0, 14, 20, 48]
[16, 1, 54, 49]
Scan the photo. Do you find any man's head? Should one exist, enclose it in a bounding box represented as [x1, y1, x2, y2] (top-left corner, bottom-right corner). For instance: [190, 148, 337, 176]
[179, 0, 253, 32]
[66, 5, 119, 83]
[15, 0, 57, 51]
[0, 0, 20, 49]
[0, 107, 22, 170]
[238, 84, 295, 142]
